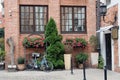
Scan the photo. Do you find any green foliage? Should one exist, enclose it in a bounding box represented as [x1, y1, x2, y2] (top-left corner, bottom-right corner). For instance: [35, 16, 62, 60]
[75, 38, 87, 47]
[17, 57, 25, 64]
[75, 52, 88, 64]
[98, 56, 104, 69]
[0, 28, 4, 38]
[0, 49, 5, 61]
[0, 38, 4, 50]
[45, 18, 64, 69]
[0, 38, 5, 61]
[45, 18, 58, 38]
[89, 35, 98, 51]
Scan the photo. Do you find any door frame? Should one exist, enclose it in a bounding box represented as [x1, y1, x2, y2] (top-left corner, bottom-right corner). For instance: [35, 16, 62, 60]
[100, 30, 114, 71]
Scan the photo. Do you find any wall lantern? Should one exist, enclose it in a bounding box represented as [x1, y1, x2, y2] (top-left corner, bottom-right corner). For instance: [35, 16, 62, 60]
[100, 5, 107, 17]
[111, 26, 119, 39]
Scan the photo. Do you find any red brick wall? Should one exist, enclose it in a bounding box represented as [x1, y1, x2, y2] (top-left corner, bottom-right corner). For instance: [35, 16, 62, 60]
[101, 5, 118, 27]
[4, 0, 20, 69]
[4, 0, 96, 69]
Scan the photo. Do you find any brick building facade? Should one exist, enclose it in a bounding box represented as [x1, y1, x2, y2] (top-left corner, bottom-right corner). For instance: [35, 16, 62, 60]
[3, 0, 96, 69]
[99, 0, 120, 72]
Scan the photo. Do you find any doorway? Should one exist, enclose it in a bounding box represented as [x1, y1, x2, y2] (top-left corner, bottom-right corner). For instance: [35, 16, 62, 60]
[105, 33, 112, 70]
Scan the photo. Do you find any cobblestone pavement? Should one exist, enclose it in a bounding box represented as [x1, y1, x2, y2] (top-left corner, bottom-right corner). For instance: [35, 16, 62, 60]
[0, 69, 120, 80]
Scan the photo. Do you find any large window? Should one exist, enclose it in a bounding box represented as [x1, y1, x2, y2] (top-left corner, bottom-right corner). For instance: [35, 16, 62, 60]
[20, 5, 48, 33]
[61, 6, 86, 33]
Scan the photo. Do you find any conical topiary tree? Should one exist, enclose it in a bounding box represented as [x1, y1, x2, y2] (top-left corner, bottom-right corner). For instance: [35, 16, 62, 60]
[45, 18, 64, 69]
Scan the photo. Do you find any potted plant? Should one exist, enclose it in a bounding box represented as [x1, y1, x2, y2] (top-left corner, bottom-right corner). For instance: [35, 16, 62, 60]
[0, 38, 5, 70]
[89, 35, 98, 52]
[17, 56, 25, 71]
[64, 42, 73, 70]
[75, 52, 88, 68]
[89, 35, 99, 68]
[73, 38, 87, 48]
[0, 48, 5, 70]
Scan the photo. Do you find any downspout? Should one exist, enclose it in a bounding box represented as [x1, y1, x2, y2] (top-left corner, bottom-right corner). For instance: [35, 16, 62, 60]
[96, 0, 101, 55]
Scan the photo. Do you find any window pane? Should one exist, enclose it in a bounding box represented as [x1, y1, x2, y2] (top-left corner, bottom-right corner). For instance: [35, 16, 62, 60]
[44, 7, 47, 13]
[69, 26, 72, 31]
[69, 8, 72, 13]
[24, 6, 29, 12]
[65, 7, 69, 13]
[40, 7, 43, 12]
[78, 8, 82, 13]
[74, 7, 78, 14]
[30, 12, 33, 19]
[30, 7, 33, 12]
[29, 19, 33, 25]
[35, 13, 39, 18]
[82, 14, 85, 19]
[65, 19, 69, 25]
[21, 13, 24, 18]
[74, 14, 78, 18]
[78, 14, 82, 19]
[40, 14, 43, 18]
[69, 20, 72, 25]
[81, 20, 85, 25]
[78, 20, 81, 25]
[41, 26, 44, 31]
[35, 26, 39, 31]
[35, 7, 39, 12]
[35, 20, 39, 25]
[21, 7, 24, 12]
[21, 19, 24, 25]
[81, 8, 85, 13]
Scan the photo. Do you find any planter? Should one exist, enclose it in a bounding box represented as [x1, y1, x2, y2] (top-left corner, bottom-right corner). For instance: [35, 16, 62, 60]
[17, 64, 25, 71]
[8, 65, 17, 72]
[0, 62, 5, 70]
[64, 54, 71, 70]
[91, 52, 99, 68]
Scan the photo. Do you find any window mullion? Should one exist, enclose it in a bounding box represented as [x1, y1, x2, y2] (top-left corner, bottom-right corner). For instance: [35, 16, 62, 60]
[72, 7, 74, 32]
[33, 6, 35, 32]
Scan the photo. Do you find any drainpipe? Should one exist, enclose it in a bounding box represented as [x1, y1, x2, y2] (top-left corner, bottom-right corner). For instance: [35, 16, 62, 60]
[96, 0, 101, 56]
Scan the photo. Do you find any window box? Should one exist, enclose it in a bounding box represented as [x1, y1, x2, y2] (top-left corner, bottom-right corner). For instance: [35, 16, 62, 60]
[22, 37, 44, 48]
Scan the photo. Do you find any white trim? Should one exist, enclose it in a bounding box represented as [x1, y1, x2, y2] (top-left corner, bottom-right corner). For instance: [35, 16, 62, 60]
[100, 32, 106, 66]
[97, 25, 113, 33]
[111, 38, 114, 70]
[99, 26, 114, 70]
[107, 0, 119, 8]
[100, 32, 106, 65]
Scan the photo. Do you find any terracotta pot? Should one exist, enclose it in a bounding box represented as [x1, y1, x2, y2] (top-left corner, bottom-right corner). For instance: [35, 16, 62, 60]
[78, 64, 83, 69]
[17, 64, 25, 71]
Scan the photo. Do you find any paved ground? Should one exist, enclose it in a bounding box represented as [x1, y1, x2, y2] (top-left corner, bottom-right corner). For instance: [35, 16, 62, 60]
[0, 69, 120, 80]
